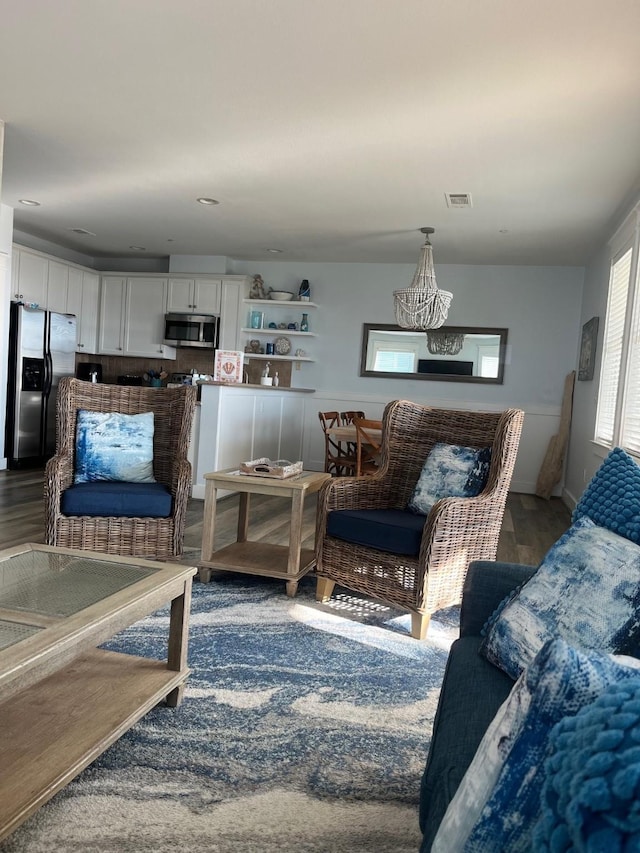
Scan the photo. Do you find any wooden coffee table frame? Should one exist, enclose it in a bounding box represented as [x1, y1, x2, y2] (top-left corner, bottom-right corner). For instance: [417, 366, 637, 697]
[199, 468, 331, 596]
[0, 543, 196, 842]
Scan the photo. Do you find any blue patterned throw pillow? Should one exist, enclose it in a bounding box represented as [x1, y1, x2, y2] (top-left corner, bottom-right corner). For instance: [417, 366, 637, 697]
[533, 677, 640, 852]
[431, 640, 640, 853]
[74, 410, 156, 484]
[407, 442, 491, 515]
[481, 516, 640, 680]
[573, 447, 640, 545]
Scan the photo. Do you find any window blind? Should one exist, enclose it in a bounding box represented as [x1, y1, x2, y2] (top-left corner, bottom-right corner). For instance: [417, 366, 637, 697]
[595, 247, 632, 445]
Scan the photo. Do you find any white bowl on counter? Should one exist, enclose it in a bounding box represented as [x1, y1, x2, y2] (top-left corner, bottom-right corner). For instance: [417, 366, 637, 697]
[269, 291, 294, 301]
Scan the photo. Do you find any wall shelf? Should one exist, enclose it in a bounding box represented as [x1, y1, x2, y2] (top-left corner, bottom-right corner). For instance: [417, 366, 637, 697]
[243, 353, 314, 362]
[241, 328, 317, 337]
[243, 299, 317, 308]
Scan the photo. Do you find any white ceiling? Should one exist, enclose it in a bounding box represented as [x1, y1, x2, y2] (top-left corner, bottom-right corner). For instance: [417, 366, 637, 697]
[2, 0, 640, 266]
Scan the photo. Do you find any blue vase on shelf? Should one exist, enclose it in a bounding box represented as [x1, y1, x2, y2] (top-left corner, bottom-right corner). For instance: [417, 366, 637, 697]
[300, 313, 309, 332]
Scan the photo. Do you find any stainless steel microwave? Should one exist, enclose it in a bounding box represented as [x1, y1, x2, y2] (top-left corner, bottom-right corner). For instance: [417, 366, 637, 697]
[163, 312, 219, 349]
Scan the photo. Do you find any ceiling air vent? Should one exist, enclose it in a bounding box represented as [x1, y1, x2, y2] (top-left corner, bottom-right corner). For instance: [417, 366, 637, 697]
[445, 193, 473, 209]
[68, 227, 96, 236]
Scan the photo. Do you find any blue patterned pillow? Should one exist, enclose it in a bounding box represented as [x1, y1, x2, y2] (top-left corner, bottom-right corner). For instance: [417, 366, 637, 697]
[407, 443, 491, 515]
[481, 516, 640, 680]
[74, 410, 156, 484]
[573, 447, 640, 545]
[431, 640, 640, 852]
[533, 677, 640, 851]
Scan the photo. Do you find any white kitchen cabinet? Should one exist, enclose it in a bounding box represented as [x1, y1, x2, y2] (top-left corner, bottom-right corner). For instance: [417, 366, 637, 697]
[67, 269, 99, 353]
[13, 249, 48, 307]
[47, 260, 69, 313]
[99, 275, 176, 359]
[219, 279, 245, 350]
[167, 277, 221, 314]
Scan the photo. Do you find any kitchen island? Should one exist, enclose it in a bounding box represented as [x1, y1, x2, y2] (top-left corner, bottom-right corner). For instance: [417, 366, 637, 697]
[192, 382, 315, 499]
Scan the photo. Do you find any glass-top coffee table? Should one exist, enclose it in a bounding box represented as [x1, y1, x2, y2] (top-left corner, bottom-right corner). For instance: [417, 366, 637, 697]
[0, 542, 197, 842]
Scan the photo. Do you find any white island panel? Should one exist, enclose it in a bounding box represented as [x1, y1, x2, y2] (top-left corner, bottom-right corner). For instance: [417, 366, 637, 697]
[193, 383, 313, 499]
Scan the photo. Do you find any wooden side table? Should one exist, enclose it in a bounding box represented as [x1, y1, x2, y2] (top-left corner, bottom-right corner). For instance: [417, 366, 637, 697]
[198, 468, 331, 596]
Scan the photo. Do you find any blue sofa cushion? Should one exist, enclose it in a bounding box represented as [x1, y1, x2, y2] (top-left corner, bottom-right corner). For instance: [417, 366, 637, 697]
[61, 482, 173, 518]
[327, 508, 426, 556]
[431, 640, 640, 852]
[481, 516, 640, 680]
[573, 446, 640, 545]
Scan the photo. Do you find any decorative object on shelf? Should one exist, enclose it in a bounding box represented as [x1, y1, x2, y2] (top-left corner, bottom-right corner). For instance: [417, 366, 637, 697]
[250, 310, 264, 329]
[426, 330, 465, 355]
[274, 336, 291, 355]
[298, 279, 311, 301]
[578, 316, 599, 381]
[287, 323, 298, 330]
[268, 322, 278, 329]
[300, 313, 309, 332]
[393, 227, 452, 330]
[277, 322, 287, 329]
[249, 274, 267, 300]
[246, 339, 262, 354]
[268, 289, 294, 301]
[273, 371, 279, 387]
[294, 348, 306, 358]
[260, 362, 273, 385]
[239, 458, 304, 479]
[266, 342, 274, 355]
[214, 350, 244, 383]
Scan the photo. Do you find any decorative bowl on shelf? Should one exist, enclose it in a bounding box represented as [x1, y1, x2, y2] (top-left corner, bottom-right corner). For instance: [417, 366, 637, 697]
[268, 290, 294, 301]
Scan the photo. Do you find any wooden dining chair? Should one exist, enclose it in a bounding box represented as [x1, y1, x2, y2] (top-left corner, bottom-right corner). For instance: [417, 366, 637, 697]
[353, 417, 383, 476]
[318, 411, 357, 476]
[340, 410, 366, 426]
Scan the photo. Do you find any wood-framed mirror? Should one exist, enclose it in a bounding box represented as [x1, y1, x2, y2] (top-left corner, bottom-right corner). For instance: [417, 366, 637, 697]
[360, 324, 508, 384]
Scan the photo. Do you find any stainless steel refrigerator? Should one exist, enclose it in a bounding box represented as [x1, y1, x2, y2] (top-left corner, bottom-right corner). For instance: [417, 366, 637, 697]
[5, 303, 77, 468]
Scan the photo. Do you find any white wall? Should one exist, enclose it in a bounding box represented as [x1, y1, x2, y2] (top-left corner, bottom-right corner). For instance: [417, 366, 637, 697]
[564, 194, 640, 507]
[177, 254, 585, 493]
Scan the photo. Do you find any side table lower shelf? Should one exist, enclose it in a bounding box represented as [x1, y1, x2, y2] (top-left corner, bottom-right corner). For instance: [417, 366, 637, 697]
[198, 541, 317, 595]
[0, 648, 189, 842]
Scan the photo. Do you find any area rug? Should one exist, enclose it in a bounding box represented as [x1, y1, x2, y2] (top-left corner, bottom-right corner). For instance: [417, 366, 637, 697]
[0, 575, 458, 853]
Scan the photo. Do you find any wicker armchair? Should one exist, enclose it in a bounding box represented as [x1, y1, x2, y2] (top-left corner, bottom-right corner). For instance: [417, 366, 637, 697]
[315, 400, 524, 639]
[44, 377, 197, 560]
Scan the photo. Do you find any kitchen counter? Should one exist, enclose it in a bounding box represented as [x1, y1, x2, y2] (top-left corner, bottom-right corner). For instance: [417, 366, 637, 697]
[198, 381, 315, 393]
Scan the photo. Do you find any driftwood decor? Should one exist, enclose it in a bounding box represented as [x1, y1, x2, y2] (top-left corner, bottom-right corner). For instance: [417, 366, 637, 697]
[535, 370, 576, 499]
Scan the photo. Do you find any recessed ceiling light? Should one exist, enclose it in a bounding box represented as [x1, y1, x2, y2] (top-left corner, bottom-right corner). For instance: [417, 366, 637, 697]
[196, 197, 220, 206]
[19, 199, 41, 206]
[267, 248, 283, 254]
[129, 245, 146, 251]
[68, 227, 97, 236]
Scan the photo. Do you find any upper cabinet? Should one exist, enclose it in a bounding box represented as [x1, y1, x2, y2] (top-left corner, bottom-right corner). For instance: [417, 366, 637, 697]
[67, 268, 99, 353]
[12, 246, 99, 353]
[12, 249, 48, 308]
[167, 277, 221, 315]
[99, 275, 176, 359]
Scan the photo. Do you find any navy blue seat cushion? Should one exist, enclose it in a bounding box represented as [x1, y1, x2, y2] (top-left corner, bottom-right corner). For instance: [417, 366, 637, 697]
[327, 508, 426, 556]
[61, 481, 173, 518]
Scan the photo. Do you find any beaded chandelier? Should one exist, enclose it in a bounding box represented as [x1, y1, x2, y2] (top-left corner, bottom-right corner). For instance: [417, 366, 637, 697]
[393, 227, 452, 330]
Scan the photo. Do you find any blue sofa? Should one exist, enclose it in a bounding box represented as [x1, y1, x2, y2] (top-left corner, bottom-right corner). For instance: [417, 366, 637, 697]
[418, 559, 536, 852]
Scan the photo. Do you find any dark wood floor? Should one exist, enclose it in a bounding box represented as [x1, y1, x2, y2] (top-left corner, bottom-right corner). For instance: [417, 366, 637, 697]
[0, 467, 571, 568]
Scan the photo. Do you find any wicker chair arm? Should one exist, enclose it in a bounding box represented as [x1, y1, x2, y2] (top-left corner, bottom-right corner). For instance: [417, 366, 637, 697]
[318, 474, 398, 513]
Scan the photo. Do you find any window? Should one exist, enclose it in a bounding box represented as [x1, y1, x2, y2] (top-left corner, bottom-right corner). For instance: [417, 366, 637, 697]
[595, 213, 640, 456]
[372, 342, 417, 373]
